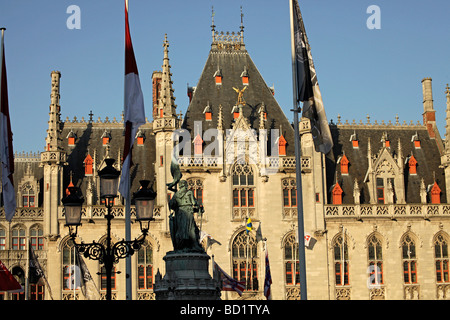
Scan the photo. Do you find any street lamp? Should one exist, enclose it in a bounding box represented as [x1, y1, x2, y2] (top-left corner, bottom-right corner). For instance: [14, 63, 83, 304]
[62, 158, 156, 300]
[133, 180, 157, 233]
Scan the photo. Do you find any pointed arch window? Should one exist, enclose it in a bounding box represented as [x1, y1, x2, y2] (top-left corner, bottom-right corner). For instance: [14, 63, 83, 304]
[62, 239, 76, 292]
[434, 233, 450, 283]
[402, 234, 417, 284]
[333, 232, 350, 286]
[232, 230, 258, 292]
[283, 233, 299, 287]
[282, 178, 297, 208]
[232, 163, 255, 208]
[137, 241, 153, 290]
[368, 234, 384, 286]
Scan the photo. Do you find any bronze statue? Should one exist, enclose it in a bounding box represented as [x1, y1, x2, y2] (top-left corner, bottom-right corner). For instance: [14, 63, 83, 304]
[167, 158, 204, 252]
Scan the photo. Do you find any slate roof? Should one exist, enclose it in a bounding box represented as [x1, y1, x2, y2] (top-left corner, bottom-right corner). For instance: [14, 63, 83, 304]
[327, 124, 446, 205]
[182, 42, 296, 156]
[60, 120, 155, 205]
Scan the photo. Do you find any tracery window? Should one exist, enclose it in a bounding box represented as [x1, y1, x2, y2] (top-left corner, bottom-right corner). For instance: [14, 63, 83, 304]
[231, 231, 258, 292]
[137, 241, 153, 290]
[0, 228, 5, 250]
[232, 163, 255, 208]
[187, 179, 203, 206]
[12, 226, 26, 250]
[62, 239, 76, 291]
[21, 182, 36, 207]
[402, 234, 418, 284]
[283, 233, 299, 286]
[368, 234, 384, 286]
[334, 233, 350, 286]
[30, 225, 44, 251]
[282, 178, 297, 208]
[434, 233, 449, 283]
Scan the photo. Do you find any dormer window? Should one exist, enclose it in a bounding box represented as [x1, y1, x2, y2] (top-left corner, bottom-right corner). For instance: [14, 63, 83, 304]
[411, 133, 421, 149]
[67, 130, 76, 147]
[340, 154, 349, 175]
[349, 131, 358, 149]
[258, 103, 267, 120]
[431, 181, 441, 204]
[278, 134, 287, 156]
[84, 154, 93, 176]
[241, 67, 249, 86]
[332, 182, 343, 205]
[136, 130, 145, 146]
[408, 155, 417, 175]
[101, 130, 111, 146]
[203, 103, 212, 121]
[193, 134, 203, 156]
[381, 132, 390, 148]
[232, 105, 239, 119]
[213, 68, 222, 85]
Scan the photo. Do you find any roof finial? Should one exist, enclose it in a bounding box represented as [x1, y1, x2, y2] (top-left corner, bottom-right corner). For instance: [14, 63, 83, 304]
[446, 83, 450, 96]
[211, 6, 216, 42]
[240, 6, 244, 43]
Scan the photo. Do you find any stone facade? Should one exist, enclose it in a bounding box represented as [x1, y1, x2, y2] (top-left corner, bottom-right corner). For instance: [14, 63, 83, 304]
[1, 18, 450, 301]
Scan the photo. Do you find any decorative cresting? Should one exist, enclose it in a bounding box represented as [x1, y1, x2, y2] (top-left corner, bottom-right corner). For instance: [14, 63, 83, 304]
[211, 6, 245, 51]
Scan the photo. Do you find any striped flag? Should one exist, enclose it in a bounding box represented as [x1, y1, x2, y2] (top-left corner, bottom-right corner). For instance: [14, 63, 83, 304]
[0, 28, 15, 222]
[214, 261, 245, 296]
[118, 0, 146, 200]
[0, 260, 22, 293]
[292, 0, 333, 154]
[264, 249, 272, 300]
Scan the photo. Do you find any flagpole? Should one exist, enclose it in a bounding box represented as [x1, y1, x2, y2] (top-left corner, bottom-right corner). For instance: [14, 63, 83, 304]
[289, 0, 307, 300]
[124, 0, 132, 301]
[0, 28, 5, 200]
[125, 178, 132, 299]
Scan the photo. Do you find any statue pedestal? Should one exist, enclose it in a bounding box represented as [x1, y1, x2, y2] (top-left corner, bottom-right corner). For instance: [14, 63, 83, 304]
[154, 251, 222, 300]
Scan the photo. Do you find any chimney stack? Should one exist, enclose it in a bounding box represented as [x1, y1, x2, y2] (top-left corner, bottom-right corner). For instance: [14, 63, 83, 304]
[422, 77, 436, 138]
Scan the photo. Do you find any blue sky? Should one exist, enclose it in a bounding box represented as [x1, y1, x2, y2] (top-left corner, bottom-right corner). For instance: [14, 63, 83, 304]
[1, 0, 450, 153]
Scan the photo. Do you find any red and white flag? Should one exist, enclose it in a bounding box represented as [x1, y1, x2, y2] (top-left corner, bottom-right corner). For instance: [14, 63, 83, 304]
[0, 29, 16, 222]
[0, 260, 22, 293]
[118, 0, 145, 199]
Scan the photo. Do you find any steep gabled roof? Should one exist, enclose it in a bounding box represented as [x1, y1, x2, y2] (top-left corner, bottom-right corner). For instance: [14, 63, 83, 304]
[182, 34, 295, 156]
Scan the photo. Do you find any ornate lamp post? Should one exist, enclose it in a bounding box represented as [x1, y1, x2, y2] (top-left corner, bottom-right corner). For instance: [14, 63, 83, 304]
[62, 158, 156, 300]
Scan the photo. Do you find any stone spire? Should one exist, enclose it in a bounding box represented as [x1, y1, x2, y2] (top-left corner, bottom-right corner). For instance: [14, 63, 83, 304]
[159, 34, 177, 118]
[445, 84, 450, 152]
[45, 71, 63, 152]
[217, 104, 224, 131]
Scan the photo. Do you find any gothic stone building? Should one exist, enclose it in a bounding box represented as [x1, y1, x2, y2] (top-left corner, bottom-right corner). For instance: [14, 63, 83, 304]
[2, 21, 450, 301]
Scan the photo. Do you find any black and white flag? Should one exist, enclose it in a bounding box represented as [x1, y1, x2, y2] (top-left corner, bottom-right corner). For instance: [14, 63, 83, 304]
[292, 0, 333, 154]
